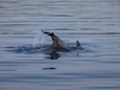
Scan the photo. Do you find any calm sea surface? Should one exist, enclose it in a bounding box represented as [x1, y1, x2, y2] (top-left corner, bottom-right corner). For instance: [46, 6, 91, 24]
[0, 0, 120, 90]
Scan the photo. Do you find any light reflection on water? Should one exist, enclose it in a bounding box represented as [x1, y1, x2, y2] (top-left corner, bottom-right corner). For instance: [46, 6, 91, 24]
[0, 0, 120, 90]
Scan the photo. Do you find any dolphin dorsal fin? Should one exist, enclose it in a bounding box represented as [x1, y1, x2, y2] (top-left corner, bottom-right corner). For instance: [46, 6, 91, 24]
[76, 40, 81, 47]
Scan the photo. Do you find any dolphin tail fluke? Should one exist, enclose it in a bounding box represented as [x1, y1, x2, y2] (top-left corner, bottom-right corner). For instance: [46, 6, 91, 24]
[41, 30, 54, 36]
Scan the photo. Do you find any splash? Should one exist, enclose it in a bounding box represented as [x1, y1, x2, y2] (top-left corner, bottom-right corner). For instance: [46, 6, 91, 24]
[32, 31, 46, 49]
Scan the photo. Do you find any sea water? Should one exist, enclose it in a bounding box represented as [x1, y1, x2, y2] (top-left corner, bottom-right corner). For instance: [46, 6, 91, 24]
[0, 0, 120, 90]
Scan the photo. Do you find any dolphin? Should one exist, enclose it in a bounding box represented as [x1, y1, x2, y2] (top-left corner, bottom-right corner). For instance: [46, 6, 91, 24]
[41, 31, 81, 51]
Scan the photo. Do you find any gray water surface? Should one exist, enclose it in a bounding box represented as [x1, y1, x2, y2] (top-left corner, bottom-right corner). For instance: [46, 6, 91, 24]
[0, 0, 120, 90]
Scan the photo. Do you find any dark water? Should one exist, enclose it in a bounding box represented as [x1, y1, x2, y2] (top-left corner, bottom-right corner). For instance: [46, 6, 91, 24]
[0, 0, 120, 90]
